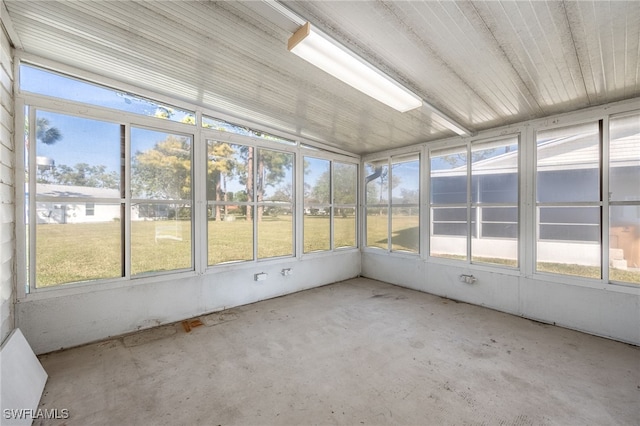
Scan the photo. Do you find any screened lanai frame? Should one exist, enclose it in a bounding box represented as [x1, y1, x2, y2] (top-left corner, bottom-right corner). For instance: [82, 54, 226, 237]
[19, 96, 199, 292]
[427, 134, 521, 269]
[301, 148, 359, 255]
[363, 151, 422, 255]
[533, 112, 640, 286]
[14, 55, 360, 298]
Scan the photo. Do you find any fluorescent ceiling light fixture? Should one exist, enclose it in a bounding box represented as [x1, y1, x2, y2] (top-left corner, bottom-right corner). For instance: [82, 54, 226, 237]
[288, 22, 423, 113]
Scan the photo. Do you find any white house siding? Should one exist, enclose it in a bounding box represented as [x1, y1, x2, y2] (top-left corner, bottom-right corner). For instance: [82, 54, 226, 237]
[0, 22, 13, 344]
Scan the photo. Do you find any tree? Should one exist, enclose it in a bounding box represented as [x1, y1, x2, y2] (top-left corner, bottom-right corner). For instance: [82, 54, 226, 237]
[233, 146, 292, 221]
[132, 135, 191, 200]
[36, 117, 63, 145]
[207, 142, 236, 220]
[37, 163, 119, 188]
[255, 150, 293, 220]
[365, 165, 400, 214]
[310, 163, 357, 217]
[442, 149, 496, 168]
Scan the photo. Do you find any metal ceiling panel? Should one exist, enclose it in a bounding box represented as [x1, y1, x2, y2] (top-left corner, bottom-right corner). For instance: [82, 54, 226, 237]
[5, 1, 640, 155]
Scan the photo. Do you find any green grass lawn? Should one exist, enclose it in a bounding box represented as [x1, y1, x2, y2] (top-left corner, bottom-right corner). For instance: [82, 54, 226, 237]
[35, 217, 640, 287]
[35, 215, 358, 287]
[366, 213, 419, 252]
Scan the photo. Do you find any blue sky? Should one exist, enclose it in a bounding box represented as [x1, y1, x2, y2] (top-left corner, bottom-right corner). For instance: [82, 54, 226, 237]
[22, 65, 192, 120]
[35, 111, 184, 173]
[25, 64, 192, 173]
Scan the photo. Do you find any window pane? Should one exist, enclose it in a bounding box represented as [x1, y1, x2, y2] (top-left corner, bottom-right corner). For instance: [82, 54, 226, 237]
[391, 207, 419, 253]
[202, 116, 296, 145]
[208, 205, 253, 265]
[480, 207, 518, 238]
[304, 210, 330, 253]
[334, 162, 357, 205]
[392, 156, 419, 204]
[471, 138, 518, 201]
[334, 207, 356, 248]
[473, 206, 518, 267]
[34, 111, 122, 196]
[22, 64, 194, 123]
[470, 138, 519, 267]
[537, 206, 601, 278]
[258, 149, 294, 203]
[365, 162, 389, 204]
[391, 156, 419, 253]
[207, 141, 251, 217]
[431, 147, 467, 204]
[304, 157, 330, 205]
[35, 204, 122, 287]
[537, 123, 600, 203]
[132, 128, 192, 200]
[255, 149, 294, 258]
[431, 205, 467, 260]
[366, 207, 388, 249]
[539, 207, 600, 241]
[258, 204, 293, 258]
[610, 205, 640, 284]
[610, 113, 640, 202]
[131, 204, 192, 275]
[433, 207, 467, 223]
[430, 235, 466, 259]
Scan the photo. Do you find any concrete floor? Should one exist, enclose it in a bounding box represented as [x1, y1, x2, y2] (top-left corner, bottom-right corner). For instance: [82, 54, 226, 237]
[35, 278, 639, 425]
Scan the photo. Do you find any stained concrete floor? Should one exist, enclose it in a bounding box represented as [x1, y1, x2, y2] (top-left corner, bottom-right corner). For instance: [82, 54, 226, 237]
[35, 278, 639, 426]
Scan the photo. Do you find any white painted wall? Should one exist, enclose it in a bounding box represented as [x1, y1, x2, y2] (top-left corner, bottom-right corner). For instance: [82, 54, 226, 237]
[362, 252, 640, 345]
[17, 251, 360, 354]
[0, 21, 14, 345]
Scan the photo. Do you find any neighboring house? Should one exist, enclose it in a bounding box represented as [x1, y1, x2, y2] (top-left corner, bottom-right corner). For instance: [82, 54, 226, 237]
[31, 184, 148, 224]
[431, 125, 640, 269]
[34, 184, 123, 224]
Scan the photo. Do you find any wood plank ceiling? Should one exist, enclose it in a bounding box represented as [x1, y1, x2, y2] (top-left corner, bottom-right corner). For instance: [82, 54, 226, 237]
[5, 0, 640, 155]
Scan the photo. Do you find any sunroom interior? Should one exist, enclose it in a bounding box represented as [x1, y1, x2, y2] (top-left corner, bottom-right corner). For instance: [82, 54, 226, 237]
[0, 1, 639, 424]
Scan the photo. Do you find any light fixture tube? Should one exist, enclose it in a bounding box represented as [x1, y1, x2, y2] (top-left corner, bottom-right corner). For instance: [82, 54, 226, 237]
[288, 22, 423, 113]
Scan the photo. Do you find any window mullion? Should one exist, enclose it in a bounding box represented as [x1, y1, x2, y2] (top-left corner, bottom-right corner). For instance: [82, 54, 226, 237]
[601, 116, 610, 283]
[124, 124, 131, 279]
[387, 158, 392, 252]
[28, 106, 37, 292]
[466, 143, 472, 262]
[330, 161, 335, 251]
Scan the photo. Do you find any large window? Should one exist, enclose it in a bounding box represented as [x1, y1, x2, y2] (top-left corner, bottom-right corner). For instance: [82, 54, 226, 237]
[304, 157, 331, 252]
[25, 109, 194, 287]
[333, 162, 358, 249]
[21, 64, 361, 292]
[365, 161, 389, 250]
[536, 122, 601, 278]
[30, 110, 124, 287]
[22, 65, 197, 288]
[207, 142, 253, 264]
[207, 141, 294, 265]
[430, 145, 468, 260]
[471, 138, 519, 266]
[257, 149, 294, 259]
[303, 157, 357, 253]
[391, 155, 420, 253]
[430, 137, 519, 266]
[131, 128, 193, 275]
[365, 154, 420, 253]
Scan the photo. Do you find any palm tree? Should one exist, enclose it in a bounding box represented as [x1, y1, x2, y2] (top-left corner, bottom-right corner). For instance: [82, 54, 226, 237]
[36, 117, 62, 145]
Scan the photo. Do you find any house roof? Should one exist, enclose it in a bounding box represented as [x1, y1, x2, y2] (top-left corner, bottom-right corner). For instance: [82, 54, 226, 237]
[35, 183, 120, 199]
